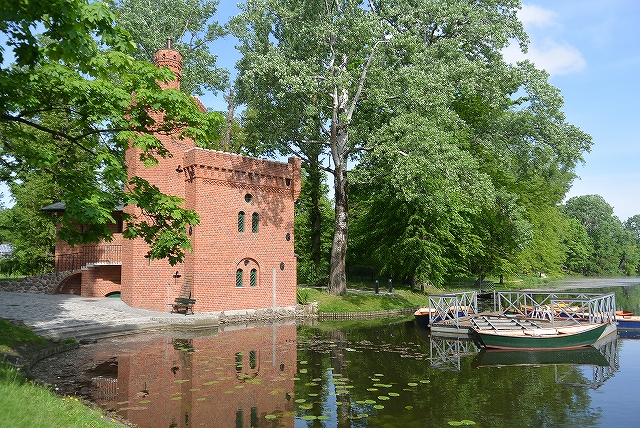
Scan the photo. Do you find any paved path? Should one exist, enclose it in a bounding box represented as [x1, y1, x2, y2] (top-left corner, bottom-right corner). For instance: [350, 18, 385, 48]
[0, 291, 218, 340]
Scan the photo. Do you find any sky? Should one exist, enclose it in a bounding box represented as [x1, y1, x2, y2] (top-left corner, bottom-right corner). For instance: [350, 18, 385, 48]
[2, 1, 638, 221]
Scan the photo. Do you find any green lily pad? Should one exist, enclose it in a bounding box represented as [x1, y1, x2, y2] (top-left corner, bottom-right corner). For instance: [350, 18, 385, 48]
[389, 392, 400, 397]
[197, 397, 206, 402]
[308, 393, 319, 397]
[265, 414, 278, 420]
[419, 380, 430, 384]
[299, 368, 308, 373]
[405, 405, 413, 410]
[335, 401, 343, 406]
[299, 404, 313, 410]
[301, 415, 317, 420]
[374, 373, 384, 377]
[374, 404, 385, 410]
[295, 399, 306, 403]
[407, 382, 418, 387]
[367, 388, 379, 392]
[378, 396, 390, 401]
[318, 415, 330, 420]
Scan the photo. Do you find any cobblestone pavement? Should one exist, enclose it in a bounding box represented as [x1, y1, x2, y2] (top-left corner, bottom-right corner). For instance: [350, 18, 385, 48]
[0, 291, 218, 339]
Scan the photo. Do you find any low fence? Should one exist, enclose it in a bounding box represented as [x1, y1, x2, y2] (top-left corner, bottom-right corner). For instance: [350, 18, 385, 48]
[55, 245, 122, 272]
[318, 308, 415, 321]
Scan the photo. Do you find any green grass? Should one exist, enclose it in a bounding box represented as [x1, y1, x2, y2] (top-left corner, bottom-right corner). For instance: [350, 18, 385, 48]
[0, 362, 119, 427]
[305, 287, 433, 313]
[0, 320, 120, 427]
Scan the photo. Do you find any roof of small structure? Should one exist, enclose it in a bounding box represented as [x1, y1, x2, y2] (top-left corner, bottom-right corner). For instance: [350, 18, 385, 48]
[40, 202, 124, 212]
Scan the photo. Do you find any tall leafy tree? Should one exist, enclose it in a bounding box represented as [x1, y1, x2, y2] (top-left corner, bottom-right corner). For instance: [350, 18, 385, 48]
[108, 0, 228, 97]
[231, 0, 530, 294]
[564, 195, 630, 274]
[1, 0, 224, 265]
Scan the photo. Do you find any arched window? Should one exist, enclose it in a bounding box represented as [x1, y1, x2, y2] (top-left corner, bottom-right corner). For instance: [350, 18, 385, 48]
[236, 269, 243, 287]
[238, 211, 245, 232]
[250, 269, 257, 287]
[251, 212, 259, 233]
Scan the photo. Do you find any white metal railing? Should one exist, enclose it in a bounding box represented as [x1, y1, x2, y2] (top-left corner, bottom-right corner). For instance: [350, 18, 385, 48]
[494, 291, 616, 327]
[428, 291, 478, 328]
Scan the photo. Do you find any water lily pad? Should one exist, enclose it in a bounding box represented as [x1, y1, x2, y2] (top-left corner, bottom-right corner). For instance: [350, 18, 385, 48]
[364, 399, 376, 404]
[407, 382, 418, 387]
[335, 401, 343, 406]
[308, 393, 319, 397]
[174, 379, 189, 383]
[367, 388, 379, 392]
[299, 368, 308, 374]
[374, 404, 385, 410]
[299, 404, 313, 410]
[460, 420, 476, 425]
[300, 360, 308, 365]
[405, 405, 413, 410]
[378, 396, 390, 401]
[388, 392, 400, 397]
[305, 382, 318, 386]
[371, 378, 381, 382]
[419, 380, 430, 384]
[355, 400, 366, 405]
[374, 373, 384, 377]
[265, 414, 278, 420]
[301, 415, 317, 420]
[295, 399, 306, 403]
[197, 397, 206, 402]
[318, 415, 330, 420]
[202, 381, 216, 386]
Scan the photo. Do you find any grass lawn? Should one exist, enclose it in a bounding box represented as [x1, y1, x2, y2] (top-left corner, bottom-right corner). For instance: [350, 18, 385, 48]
[0, 320, 122, 427]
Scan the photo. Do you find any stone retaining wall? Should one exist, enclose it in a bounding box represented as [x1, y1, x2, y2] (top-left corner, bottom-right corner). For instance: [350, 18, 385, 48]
[219, 303, 318, 324]
[0, 272, 71, 294]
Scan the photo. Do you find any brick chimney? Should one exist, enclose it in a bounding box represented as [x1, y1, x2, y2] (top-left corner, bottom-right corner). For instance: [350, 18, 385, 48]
[154, 38, 183, 90]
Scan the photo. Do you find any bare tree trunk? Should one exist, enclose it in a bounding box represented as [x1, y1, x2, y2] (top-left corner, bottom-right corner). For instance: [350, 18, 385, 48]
[328, 130, 349, 295]
[220, 89, 234, 151]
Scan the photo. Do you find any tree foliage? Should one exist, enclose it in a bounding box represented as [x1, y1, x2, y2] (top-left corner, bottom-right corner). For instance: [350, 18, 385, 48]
[108, 0, 228, 96]
[1, 0, 224, 265]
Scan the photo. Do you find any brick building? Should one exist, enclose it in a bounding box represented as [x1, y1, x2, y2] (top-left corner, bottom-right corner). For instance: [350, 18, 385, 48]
[47, 45, 301, 313]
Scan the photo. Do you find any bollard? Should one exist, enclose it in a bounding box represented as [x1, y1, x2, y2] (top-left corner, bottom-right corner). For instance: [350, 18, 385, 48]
[375, 280, 379, 294]
[388, 278, 392, 293]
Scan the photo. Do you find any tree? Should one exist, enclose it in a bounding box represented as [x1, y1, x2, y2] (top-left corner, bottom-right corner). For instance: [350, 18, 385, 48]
[564, 195, 630, 274]
[1, 0, 224, 265]
[108, 0, 228, 97]
[231, 0, 529, 294]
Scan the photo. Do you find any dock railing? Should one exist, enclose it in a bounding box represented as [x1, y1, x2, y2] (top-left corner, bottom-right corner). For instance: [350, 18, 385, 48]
[494, 291, 616, 327]
[428, 291, 478, 328]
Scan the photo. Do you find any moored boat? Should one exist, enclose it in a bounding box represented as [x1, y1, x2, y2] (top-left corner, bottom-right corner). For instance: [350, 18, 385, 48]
[414, 307, 436, 328]
[615, 310, 640, 330]
[471, 316, 609, 350]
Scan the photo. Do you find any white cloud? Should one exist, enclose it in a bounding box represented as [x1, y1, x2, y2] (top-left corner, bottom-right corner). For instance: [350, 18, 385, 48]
[518, 4, 558, 28]
[503, 4, 586, 76]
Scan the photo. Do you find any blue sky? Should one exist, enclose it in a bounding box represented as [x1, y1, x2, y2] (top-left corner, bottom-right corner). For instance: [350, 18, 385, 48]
[2, 1, 638, 221]
[204, 0, 640, 222]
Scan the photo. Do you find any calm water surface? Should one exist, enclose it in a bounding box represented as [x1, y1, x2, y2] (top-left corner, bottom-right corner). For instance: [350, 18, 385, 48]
[33, 281, 640, 427]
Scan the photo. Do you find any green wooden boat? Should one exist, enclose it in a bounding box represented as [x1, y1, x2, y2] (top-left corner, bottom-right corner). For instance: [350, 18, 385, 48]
[473, 322, 608, 350]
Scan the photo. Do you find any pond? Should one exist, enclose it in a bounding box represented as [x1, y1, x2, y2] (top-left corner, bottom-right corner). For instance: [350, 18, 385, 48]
[32, 280, 640, 427]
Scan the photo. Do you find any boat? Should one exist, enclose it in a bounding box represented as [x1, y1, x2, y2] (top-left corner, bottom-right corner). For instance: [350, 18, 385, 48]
[472, 346, 611, 368]
[414, 307, 436, 328]
[615, 310, 640, 333]
[471, 316, 609, 350]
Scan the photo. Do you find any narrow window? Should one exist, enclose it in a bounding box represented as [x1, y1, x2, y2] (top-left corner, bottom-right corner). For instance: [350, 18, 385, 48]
[249, 351, 257, 369]
[235, 352, 243, 372]
[238, 211, 245, 232]
[251, 213, 259, 233]
[236, 269, 243, 287]
[250, 269, 257, 287]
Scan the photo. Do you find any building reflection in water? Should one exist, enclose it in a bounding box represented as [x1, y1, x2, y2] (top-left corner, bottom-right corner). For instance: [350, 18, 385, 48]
[89, 323, 297, 427]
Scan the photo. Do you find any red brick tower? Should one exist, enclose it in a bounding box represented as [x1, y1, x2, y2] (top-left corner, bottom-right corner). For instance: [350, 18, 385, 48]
[120, 42, 301, 313]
